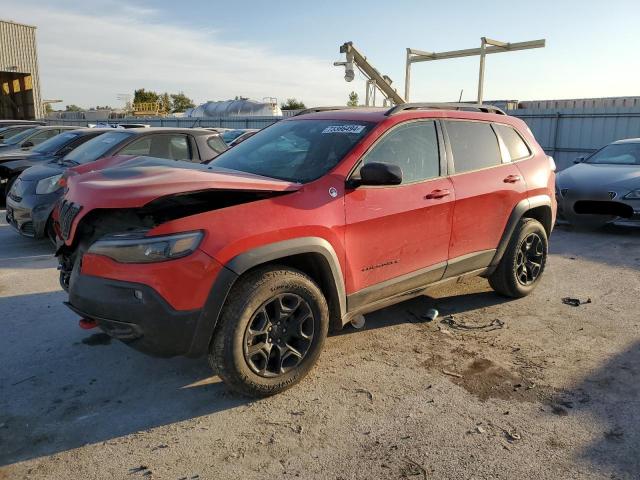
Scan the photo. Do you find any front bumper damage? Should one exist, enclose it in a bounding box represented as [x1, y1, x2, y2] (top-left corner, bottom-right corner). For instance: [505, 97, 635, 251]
[64, 251, 239, 358]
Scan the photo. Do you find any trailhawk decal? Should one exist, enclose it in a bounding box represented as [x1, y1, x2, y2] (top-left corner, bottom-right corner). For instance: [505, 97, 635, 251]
[322, 125, 366, 134]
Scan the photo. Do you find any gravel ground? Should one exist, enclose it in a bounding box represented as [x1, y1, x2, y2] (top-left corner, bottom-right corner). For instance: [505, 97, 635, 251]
[1, 211, 639, 480]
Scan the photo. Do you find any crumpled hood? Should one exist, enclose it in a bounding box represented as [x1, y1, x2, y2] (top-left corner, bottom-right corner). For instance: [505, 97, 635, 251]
[67, 154, 144, 176]
[557, 162, 640, 191]
[65, 156, 301, 211]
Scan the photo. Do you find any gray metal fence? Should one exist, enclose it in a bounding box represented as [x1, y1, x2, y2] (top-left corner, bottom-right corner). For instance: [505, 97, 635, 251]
[45, 107, 640, 172]
[44, 116, 281, 130]
[512, 108, 640, 170]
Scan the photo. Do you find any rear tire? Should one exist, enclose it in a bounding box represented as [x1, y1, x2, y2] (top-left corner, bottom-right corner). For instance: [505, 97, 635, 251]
[489, 218, 548, 298]
[210, 266, 329, 397]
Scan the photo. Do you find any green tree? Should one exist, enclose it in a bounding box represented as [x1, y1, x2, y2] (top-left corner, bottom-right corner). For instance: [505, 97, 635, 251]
[347, 91, 359, 107]
[133, 88, 159, 104]
[281, 98, 306, 110]
[44, 103, 54, 114]
[65, 104, 83, 112]
[160, 92, 171, 112]
[170, 92, 195, 113]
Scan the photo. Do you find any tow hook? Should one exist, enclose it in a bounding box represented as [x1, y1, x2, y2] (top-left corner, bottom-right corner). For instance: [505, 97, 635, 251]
[79, 318, 98, 329]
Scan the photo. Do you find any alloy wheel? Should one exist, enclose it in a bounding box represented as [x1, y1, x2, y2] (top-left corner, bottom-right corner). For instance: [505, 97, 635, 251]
[515, 233, 544, 286]
[243, 293, 315, 377]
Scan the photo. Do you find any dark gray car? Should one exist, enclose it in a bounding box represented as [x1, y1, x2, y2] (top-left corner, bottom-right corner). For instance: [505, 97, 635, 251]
[6, 128, 228, 240]
[556, 138, 640, 227]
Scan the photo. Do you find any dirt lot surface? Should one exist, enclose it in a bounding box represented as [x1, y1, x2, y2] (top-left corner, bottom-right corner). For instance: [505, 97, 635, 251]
[1, 210, 639, 480]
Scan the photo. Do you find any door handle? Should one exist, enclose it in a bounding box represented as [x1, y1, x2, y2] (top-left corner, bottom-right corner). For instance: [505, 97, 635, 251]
[425, 189, 451, 199]
[503, 174, 522, 183]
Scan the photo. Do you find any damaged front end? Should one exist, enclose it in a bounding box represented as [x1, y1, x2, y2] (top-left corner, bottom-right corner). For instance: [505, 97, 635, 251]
[55, 164, 302, 357]
[57, 189, 291, 289]
[56, 163, 301, 291]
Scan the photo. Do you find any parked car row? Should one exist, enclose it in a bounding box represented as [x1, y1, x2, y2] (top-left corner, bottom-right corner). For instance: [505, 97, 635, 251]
[3, 126, 229, 239]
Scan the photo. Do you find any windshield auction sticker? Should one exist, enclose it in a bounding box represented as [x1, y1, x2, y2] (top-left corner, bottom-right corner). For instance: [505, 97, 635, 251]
[322, 125, 366, 134]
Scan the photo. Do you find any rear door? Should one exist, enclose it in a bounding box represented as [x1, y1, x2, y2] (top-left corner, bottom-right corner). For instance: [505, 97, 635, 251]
[345, 120, 455, 306]
[444, 120, 527, 266]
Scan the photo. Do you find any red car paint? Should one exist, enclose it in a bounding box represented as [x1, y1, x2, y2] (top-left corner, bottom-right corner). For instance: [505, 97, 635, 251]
[80, 249, 222, 311]
[59, 107, 555, 359]
[62, 165, 301, 246]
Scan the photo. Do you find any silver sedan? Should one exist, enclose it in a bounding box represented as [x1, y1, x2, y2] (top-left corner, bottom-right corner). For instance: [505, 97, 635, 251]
[556, 138, 640, 227]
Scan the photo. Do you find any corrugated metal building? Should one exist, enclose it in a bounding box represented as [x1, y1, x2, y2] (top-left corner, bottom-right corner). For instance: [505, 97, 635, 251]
[0, 20, 43, 120]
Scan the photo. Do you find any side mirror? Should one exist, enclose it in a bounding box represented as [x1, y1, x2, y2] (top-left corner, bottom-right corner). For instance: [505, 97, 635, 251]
[574, 156, 585, 164]
[356, 162, 402, 187]
[21, 141, 34, 148]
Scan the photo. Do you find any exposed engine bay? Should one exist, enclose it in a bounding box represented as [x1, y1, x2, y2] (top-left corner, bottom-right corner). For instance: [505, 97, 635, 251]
[56, 188, 290, 290]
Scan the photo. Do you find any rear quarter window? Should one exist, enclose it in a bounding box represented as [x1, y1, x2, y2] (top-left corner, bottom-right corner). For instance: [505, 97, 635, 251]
[494, 124, 531, 161]
[207, 135, 227, 153]
[446, 121, 502, 173]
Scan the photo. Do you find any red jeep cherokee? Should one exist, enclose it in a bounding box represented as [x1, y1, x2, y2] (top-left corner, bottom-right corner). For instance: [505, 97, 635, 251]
[57, 103, 556, 397]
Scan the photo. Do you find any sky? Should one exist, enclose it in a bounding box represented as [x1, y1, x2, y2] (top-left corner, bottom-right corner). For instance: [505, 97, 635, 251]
[3, 0, 640, 109]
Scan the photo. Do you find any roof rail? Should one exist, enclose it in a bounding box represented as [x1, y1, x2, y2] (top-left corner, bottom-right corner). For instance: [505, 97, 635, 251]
[385, 102, 506, 116]
[294, 106, 360, 116]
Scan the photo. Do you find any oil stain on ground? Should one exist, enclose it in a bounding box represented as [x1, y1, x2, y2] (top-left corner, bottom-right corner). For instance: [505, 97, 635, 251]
[452, 357, 550, 403]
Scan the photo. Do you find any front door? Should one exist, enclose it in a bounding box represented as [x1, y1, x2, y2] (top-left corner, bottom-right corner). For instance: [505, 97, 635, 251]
[345, 120, 455, 308]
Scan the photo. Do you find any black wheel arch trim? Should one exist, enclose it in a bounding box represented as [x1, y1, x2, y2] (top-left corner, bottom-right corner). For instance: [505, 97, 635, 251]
[225, 237, 347, 319]
[488, 195, 552, 272]
[187, 237, 346, 357]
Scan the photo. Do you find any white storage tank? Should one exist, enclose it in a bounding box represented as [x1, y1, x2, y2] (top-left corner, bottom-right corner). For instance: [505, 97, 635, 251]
[184, 98, 282, 118]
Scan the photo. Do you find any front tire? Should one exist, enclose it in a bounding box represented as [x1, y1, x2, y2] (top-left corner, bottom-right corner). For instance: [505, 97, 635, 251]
[488, 218, 548, 298]
[210, 266, 329, 397]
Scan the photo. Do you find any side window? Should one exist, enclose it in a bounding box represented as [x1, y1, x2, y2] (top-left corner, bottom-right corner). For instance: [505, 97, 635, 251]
[168, 135, 191, 160]
[494, 124, 531, 161]
[446, 121, 501, 173]
[207, 135, 227, 154]
[119, 137, 151, 156]
[362, 121, 440, 184]
[29, 129, 58, 145]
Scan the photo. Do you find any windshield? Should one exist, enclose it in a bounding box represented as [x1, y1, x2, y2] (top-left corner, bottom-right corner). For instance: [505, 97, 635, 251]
[211, 119, 375, 183]
[586, 143, 640, 165]
[64, 131, 132, 164]
[0, 126, 30, 140]
[3, 128, 38, 145]
[33, 132, 81, 154]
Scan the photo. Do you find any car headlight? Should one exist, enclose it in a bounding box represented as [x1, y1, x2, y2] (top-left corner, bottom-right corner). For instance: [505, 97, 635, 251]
[623, 189, 640, 199]
[88, 231, 203, 263]
[35, 174, 63, 194]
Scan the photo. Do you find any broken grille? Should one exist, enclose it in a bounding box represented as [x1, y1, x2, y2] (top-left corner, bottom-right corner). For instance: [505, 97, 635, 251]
[59, 201, 82, 240]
